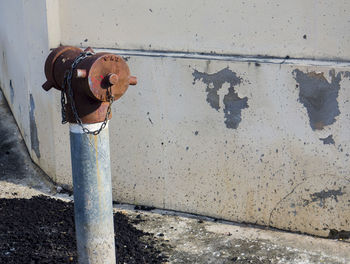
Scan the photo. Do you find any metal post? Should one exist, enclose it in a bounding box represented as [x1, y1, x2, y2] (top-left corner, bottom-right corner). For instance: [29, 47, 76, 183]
[70, 122, 116, 264]
[42, 45, 137, 263]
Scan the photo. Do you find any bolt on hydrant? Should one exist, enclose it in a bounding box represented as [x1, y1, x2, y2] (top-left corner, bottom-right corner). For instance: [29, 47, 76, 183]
[42, 46, 137, 264]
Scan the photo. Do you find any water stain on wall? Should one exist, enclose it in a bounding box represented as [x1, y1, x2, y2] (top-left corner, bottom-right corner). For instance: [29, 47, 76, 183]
[9, 80, 14, 104]
[192, 67, 248, 129]
[293, 69, 341, 130]
[29, 94, 40, 158]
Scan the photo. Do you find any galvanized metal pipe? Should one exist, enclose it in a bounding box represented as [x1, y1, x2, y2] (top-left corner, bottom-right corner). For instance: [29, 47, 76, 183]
[70, 122, 116, 264]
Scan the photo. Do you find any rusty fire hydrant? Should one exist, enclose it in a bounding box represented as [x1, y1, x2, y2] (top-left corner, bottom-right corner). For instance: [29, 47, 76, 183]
[43, 46, 136, 125]
[42, 46, 137, 264]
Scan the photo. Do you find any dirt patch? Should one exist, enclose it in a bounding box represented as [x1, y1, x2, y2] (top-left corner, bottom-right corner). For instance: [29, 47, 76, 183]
[0, 195, 168, 264]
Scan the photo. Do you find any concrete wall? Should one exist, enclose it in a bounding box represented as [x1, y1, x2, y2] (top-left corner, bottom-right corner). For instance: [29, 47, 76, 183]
[0, 0, 59, 180]
[0, 0, 349, 237]
[59, 0, 350, 60]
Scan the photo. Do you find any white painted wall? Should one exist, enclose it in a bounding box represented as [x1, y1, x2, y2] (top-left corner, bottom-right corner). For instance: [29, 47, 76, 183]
[106, 54, 350, 236]
[0, 0, 349, 237]
[0, 0, 58, 180]
[59, 0, 350, 60]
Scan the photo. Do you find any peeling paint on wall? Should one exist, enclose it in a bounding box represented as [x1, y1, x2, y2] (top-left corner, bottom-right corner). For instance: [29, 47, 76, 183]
[192, 67, 248, 129]
[304, 187, 344, 207]
[319, 135, 335, 145]
[293, 69, 341, 130]
[29, 94, 40, 158]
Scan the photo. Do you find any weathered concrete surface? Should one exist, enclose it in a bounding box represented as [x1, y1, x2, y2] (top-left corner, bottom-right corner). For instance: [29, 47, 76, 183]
[126, 209, 350, 264]
[0, 90, 54, 193]
[98, 53, 349, 238]
[2, 45, 350, 237]
[1, 0, 350, 239]
[59, 0, 350, 60]
[0, 0, 57, 181]
[1, 94, 349, 264]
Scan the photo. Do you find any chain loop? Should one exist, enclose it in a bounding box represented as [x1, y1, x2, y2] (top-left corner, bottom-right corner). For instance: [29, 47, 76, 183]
[61, 51, 114, 135]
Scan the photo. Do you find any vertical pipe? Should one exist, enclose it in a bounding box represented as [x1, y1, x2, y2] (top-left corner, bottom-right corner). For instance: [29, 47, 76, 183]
[69, 122, 116, 264]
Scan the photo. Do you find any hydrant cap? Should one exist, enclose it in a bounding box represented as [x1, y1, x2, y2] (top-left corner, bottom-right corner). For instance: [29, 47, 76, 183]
[43, 46, 82, 90]
[85, 53, 131, 102]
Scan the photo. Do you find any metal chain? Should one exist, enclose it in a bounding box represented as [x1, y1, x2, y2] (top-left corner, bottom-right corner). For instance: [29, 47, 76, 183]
[60, 83, 67, 124]
[61, 51, 114, 135]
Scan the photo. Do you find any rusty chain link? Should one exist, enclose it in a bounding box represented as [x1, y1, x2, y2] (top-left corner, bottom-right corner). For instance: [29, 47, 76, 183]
[61, 51, 114, 135]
